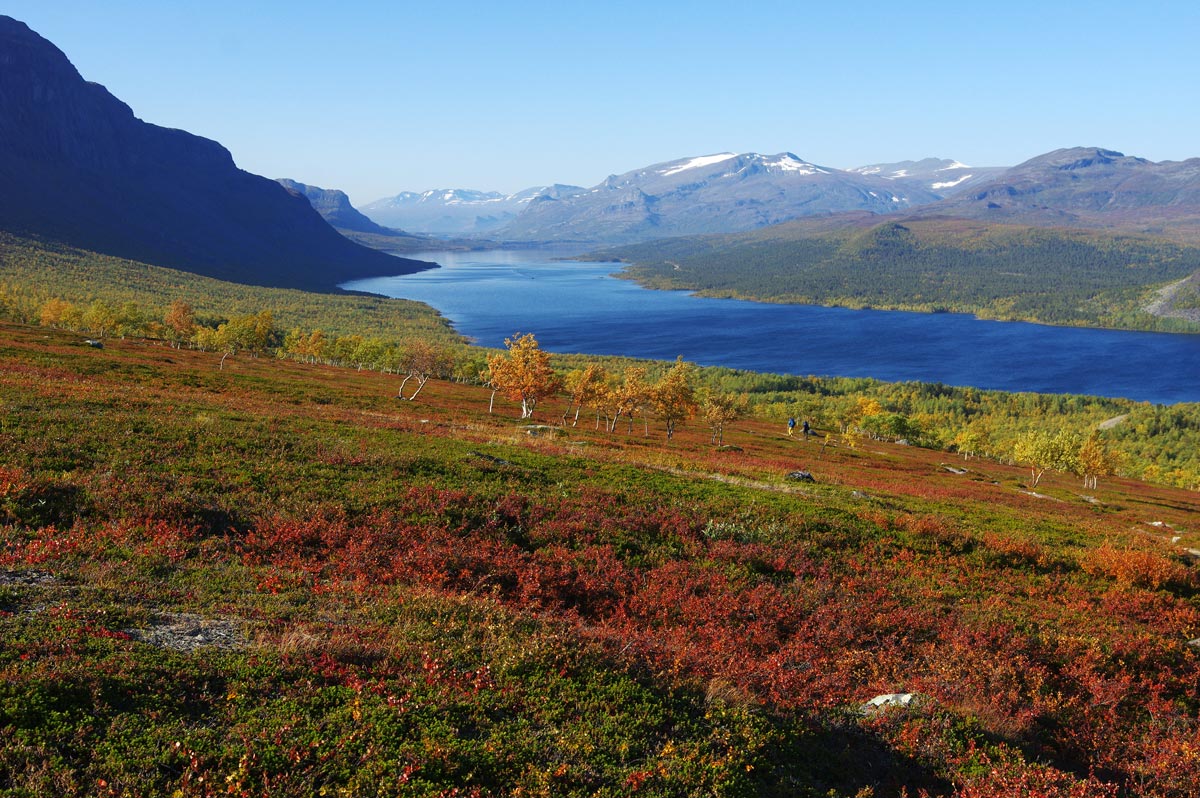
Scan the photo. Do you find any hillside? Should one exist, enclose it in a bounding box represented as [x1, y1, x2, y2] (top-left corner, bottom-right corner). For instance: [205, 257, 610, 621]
[496, 152, 941, 244]
[593, 216, 1200, 331]
[0, 231, 457, 343]
[0, 16, 427, 291]
[3, 320, 1200, 796]
[848, 158, 1007, 197]
[918, 147, 1200, 242]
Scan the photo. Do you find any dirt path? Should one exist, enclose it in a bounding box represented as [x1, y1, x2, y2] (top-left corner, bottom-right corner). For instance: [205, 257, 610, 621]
[1098, 414, 1129, 430]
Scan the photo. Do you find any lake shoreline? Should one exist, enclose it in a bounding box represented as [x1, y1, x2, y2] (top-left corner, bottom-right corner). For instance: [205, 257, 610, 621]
[343, 249, 1200, 405]
[576, 253, 1200, 336]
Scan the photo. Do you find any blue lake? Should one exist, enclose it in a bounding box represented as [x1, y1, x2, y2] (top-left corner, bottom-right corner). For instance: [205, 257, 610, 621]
[343, 248, 1200, 405]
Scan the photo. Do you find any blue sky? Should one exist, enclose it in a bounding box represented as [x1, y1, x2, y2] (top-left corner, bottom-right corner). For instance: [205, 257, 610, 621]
[8, 1, 1199, 204]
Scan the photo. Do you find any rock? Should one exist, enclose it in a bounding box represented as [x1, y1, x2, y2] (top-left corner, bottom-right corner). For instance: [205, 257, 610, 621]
[0, 569, 57, 586]
[84, 339, 104, 348]
[470, 451, 513, 466]
[1187, 638, 1200, 649]
[126, 613, 244, 652]
[521, 425, 561, 438]
[941, 464, 968, 475]
[786, 471, 815, 483]
[860, 692, 923, 714]
[716, 444, 744, 452]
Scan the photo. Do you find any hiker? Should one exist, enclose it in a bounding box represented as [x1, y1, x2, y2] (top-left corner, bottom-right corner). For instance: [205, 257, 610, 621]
[787, 417, 796, 437]
[802, 419, 811, 438]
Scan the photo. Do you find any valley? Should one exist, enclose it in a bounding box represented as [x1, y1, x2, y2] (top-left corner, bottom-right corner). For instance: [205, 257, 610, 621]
[346, 248, 1200, 404]
[4, 10, 1200, 797]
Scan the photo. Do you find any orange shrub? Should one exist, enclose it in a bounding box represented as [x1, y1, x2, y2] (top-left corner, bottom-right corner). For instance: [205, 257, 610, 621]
[1081, 542, 1191, 590]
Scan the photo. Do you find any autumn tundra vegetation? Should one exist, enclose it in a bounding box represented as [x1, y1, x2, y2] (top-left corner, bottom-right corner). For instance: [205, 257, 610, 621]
[16, 286, 1196, 492]
[3, 242, 1200, 795]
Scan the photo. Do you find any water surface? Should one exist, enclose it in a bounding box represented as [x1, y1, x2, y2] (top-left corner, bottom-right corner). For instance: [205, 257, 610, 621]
[343, 248, 1200, 404]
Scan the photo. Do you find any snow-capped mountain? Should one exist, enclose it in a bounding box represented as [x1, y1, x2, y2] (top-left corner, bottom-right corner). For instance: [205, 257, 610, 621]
[848, 158, 1006, 196]
[496, 152, 942, 244]
[360, 185, 584, 235]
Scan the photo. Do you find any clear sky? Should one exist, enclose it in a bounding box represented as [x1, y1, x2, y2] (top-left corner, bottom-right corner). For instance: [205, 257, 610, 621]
[8, 1, 1199, 205]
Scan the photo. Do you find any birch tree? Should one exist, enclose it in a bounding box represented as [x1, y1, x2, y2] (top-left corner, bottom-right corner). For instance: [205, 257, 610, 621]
[651, 357, 698, 441]
[486, 333, 560, 419]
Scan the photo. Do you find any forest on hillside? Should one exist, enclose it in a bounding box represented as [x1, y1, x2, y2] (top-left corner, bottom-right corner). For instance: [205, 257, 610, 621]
[598, 220, 1200, 331]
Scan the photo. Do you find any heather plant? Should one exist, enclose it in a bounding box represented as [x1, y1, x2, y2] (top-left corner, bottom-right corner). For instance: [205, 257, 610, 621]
[2, 319, 1200, 796]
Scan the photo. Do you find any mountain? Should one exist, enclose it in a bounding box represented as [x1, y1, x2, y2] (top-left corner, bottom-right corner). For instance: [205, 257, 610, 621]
[0, 16, 426, 291]
[848, 157, 1006, 196]
[922, 147, 1200, 237]
[496, 152, 942, 244]
[276, 179, 400, 236]
[585, 149, 1200, 330]
[361, 185, 585, 235]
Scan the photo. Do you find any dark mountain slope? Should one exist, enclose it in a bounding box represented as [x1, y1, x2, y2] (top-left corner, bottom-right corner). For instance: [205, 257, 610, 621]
[0, 16, 426, 291]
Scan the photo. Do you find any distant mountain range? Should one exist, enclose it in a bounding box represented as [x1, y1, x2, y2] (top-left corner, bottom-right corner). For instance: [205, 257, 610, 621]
[360, 153, 953, 244]
[0, 15, 428, 291]
[359, 148, 1200, 247]
[491, 152, 945, 244]
[361, 186, 584, 235]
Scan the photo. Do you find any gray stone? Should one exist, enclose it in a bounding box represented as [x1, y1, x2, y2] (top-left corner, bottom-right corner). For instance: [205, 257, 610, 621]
[860, 692, 923, 714]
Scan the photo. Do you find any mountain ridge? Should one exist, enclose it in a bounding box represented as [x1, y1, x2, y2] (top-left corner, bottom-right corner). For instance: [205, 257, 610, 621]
[848, 157, 1007, 196]
[361, 185, 586, 234]
[0, 15, 427, 291]
[493, 151, 943, 244]
[919, 146, 1200, 237]
[276, 178, 400, 237]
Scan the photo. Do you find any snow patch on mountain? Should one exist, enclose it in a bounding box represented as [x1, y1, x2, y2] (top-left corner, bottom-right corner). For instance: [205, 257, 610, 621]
[764, 154, 829, 174]
[932, 174, 973, 189]
[660, 153, 738, 176]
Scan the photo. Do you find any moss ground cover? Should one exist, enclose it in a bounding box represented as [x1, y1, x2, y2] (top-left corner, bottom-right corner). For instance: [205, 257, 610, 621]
[2, 322, 1200, 796]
